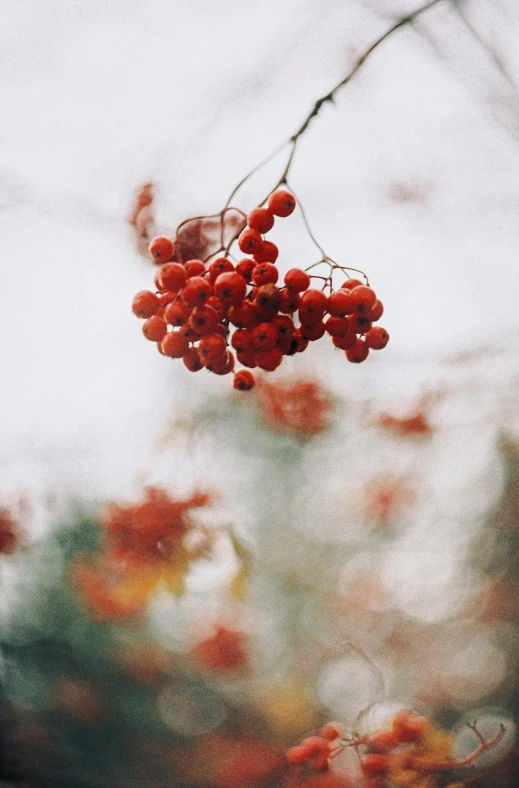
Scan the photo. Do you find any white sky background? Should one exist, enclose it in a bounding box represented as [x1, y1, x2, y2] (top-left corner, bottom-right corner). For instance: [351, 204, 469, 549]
[1, 0, 519, 510]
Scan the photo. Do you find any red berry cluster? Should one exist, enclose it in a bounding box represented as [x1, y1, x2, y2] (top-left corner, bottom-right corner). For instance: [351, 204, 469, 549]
[132, 190, 389, 391]
[286, 724, 343, 772]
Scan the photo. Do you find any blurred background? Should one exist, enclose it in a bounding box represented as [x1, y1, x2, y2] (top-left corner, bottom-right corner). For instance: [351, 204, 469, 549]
[1, 0, 519, 786]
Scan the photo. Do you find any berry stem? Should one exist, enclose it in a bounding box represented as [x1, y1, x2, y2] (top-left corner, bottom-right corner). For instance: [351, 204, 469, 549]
[223, 0, 447, 206]
[420, 724, 506, 771]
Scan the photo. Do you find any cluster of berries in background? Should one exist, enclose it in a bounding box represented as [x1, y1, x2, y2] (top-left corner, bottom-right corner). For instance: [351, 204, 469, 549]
[286, 711, 504, 787]
[132, 190, 389, 391]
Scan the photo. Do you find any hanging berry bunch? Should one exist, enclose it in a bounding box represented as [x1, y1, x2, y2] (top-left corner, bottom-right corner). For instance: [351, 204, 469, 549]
[128, 0, 452, 391]
[131, 188, 389, 391]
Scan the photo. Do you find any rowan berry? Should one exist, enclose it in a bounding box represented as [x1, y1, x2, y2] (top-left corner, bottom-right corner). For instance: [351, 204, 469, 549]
[148, 235, 175, 262]
[350, 285, 377, 312]
[274, 314, 295, 338]
[233, 369, 255, 391]
[210, 351, 235, 375]
[278, 288, 300, 313]
[183, 347, 204, 372]
[255, 284, 281, 319]
[236, 258, 256, 282]
[189, 305, 220, 335]
[228, 301, 259, 329]
[286, 746, 312, 765]
[161, 331, 190, 358]
[364, 326, 389, 350]
[252, 262, 279, 286]
[301, 322, 326, 341]
[252, 322, 277, 351]
[325, 316, 350, 338]
[158, 291, 177, 308]
[340, 278, 364, 290]
[391, 711, 430, 742]
[247, 207, 275, 233]
[181, 276, 212, 308]
[268, 189, 296, 217]
[256, 347, 283, 371]
[253, 240, 279, 263]
[360, 753, 388, 776]
[132, 290, 160, 319]
[320, 723, 342, 741]
[289, 330, 309, 354]
[349, 314, 372, 335]
[298, 289, 327, 326]
[326, 290, 354, 317]
[156, 262, 187, 292]
[164, 301, 191, 326]
[231, 328, 254, 353]
[346, 338, 369, 363]
[206, 295, 226, 319]
[142, 315, 168, 342]
[184, 260, 206, 278]
[214, 271, 247, 306]
[332, 332, 357, 350]
[198, 333, 227, 363]
[208, 257, 234, 282]
[368, 299, 384, 321]
[238, 227, 263, 254]
[361, 730, 398, 752]
[236, 350, 257, 368]
[284, 268, 310, 292]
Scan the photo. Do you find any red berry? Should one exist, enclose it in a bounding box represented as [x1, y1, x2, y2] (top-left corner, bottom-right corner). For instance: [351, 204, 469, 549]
[184, 260, 206, 278]
[148, 236, 175, 262]
[325, 316, 350, 338]
[255, 283, 281, 318]
[360, 753, 388, 776]
[284, 268, 310, 292]
[238, 228, 263, 254]
[252, 263, 279, 286]
[198, 333, 227, 363]
[350, 285, 377, 312]
[267, 190, 296, 217]
[247, 207, 275, 234]
[156, 262, 187, 292]
[208, 257, 234, 282]
[132, 290, 160, 319]
[327, 290, 354, 317]
[214, 271, 247, 306]
[301, 322, 326, 341]
[364, 326, 389, 350]
[256, 347, 283, 371]
[189, 305, 220, 335]
[182, 276, 212, 308]
[320, 723, 342, 741]
[228, 301, 259, 329]
[164, 301, 191, 326]
[231, 328, 254, 353]
[340, 278, 364, 290]
[349, 314, 372, 335]
[278, 288, 300, 314]
[233, 370, 255, 391]
[346, 338, 369, 363]
[252, 322, 277, 351]
[298, 289, 327, 326]
[210, 350, 235, 375]
[332, 331, 357, 350]
[253, 240, 279, 263]
[183, 347, 204, 372]
[236, 350, 257, 368]
[235, 258, 256, 282]
[368, 299, 384, 321]
[142, 315, 167, 342]
[161, 331, 189, 358]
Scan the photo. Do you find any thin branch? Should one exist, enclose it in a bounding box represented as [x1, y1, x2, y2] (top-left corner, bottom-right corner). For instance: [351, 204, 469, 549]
[223, 0, 448, 207]
[288, 0, 447, 143]
[420, 723, 506, 771]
